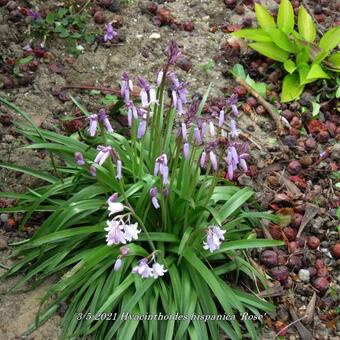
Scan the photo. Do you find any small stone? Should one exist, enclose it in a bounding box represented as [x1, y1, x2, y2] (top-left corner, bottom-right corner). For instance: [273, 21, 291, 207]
[237, 174, 254, 187]
[332, 244, 340, 259]
[183, 20, 194, 32]
[94, 11, 106, 24]
[149, 33, 161, 40]
[298, 269, 310, 282]
[287, 160, 301, 175]
[0, 213, 8, 223]
[176, 56, 192, 72]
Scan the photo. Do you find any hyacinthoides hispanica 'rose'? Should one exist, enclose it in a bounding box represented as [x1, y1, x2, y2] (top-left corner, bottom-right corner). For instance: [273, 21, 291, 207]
[73, 40, 253, 282]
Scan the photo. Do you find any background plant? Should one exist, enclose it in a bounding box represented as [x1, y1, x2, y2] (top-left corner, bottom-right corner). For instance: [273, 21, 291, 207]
[30, 6, 97, 56]
[0, 42, 282, 339]
[233, 0, 340, 102]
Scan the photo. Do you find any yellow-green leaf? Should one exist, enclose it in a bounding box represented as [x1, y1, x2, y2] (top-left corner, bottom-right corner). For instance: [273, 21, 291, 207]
[296, 47, 309, 65]
[281, 73, 305, 102]
[268, 28, 297, 53]
[307, 64, 330, 80]
[232, 28, 272, 42]
[328, 52, 340, 68]
[319, 26, 340, 51]
[298, 6, 316, 42]
[255, 3, 276, 32]
[249, 42, 288, 62]
[277, 0, 294, 34]
[283, 60, 296, 73]
[298, 63, 315, 84]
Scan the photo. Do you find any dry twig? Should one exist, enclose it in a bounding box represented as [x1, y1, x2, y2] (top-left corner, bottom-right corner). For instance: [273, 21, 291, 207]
[235, 77, 285, 135]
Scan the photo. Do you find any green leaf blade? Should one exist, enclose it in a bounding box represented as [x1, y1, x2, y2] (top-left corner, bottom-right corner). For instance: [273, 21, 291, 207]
[255, 3, 276, 32]
[277, 0, 295, 34]
[249, 42, 289, 62]
[298, 6, 316, 42]
[281, 73, 305, 102]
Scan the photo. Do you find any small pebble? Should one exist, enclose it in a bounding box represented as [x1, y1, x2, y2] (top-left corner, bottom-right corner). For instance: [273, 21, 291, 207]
[0, 213, 8, 223]
[298, 269, 310, 282]
[149, 33, 161, 40]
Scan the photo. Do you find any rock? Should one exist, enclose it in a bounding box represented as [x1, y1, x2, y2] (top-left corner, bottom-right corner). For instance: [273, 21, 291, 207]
[176, 57, 192, 72]
[298, 269, 310, 282]
[237, 174, 254, 187]
[331, 144, 340, 162]
[0, 235, 8, 250]
[149, 33, 161, 40]
[0, 213, 8, 223]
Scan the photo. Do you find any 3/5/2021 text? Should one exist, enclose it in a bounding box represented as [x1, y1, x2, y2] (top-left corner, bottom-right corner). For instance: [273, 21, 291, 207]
[76, 312, 265, 322]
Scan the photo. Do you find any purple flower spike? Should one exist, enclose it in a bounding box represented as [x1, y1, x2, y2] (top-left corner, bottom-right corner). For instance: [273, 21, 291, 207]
[194, 127, 202, 144]
[150, 187, 160, 209]
[152, 262, 167, 278]
[28, 10, 42, 21]
[90, 165, 96, 177]
[203, 226, 226, 253]
[166, 40, 181, 65]
[104, 23, 118, 42]
[227, 94, 239, 116]
[116, 160, 122, 180]
[218, 110, 225, 128]
[137, 119, 147, 139]
[209, 121, 216, 137]
[229, 119, 239, 138]
[98, 108, 114, 133]
[107, 193, 119, 205]
[162, 165, 169, 185]
[114, 257, 122, 271]
[123, 223, 141, 242]
[138, 77, 157, 107]
[121, 72, 133, 103]
[201, 122, 207, 138]
[200, 151, 206, 168]
[140, 88, 149, 107]
[209, 151, 218, 171]
[120, 245, 129, 256]
[149, 87, 157, 106]
[105, 220, 126, 246]
[126, 101, 138, 127]
[172, 82, 188, 115]
[181, 122, 188, 141]
[94, 146, 112, 166]
[183, 142, 190, 160]
[156, 69, 164, 87]
[74, 152, 85, 166]
[88, 114, 98, 137]
[226, 146, 239, 179]
[132, 259, 153, 278]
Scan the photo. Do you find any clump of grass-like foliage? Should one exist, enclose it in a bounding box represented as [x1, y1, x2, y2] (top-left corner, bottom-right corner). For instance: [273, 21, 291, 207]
[0, 41, 282, 339]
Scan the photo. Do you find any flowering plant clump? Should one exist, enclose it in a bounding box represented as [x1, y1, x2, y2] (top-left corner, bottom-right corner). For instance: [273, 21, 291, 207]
[0, 41, 282, 339]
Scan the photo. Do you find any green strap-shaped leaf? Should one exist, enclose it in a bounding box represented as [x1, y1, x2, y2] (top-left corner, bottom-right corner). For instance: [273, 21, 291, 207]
[206, 239, 283, 257]
[249, 42, 288, 62]
[284, 59, 297, 73]
[328, 52, 340, 68]
[319, 26, 340, 51]
[277, 0, 294, 34]
[298, 6, 316, 42]
[307, 64, 330, 80]
[0, 163, 58, 183]
[268, 28, 297, 53]
[281, 73, 305, 102]
[232, 28, 271, 42]
[298, 62, 315, 84]
[255, 3, 276, 32]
